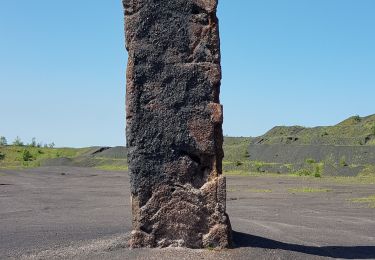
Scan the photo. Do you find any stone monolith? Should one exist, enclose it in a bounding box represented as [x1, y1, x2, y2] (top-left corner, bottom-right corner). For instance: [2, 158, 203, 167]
[123, 0, 232, 248]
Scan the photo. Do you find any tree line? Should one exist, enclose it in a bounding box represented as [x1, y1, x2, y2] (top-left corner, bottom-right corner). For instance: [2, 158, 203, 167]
[0, 136, 55, 148]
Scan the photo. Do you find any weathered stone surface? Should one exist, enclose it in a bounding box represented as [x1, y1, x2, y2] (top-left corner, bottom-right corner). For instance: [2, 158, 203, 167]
[123, 0, 232, 248]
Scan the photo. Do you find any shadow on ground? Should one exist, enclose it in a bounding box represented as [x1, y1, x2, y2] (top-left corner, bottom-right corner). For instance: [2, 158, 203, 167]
[233, 231, 375, 259]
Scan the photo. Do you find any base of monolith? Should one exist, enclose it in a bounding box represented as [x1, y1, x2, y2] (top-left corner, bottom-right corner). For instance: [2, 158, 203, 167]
[129, 176, 232, 248]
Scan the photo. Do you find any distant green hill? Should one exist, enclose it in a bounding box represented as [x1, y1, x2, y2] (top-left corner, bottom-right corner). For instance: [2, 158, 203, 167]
[1, 114, 374, 177]
[252, 114, 375, 146]
[246, 114, 375, 177]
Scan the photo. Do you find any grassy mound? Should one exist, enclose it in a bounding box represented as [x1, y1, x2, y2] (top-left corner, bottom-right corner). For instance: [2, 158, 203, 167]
[253, 114, 375, 146]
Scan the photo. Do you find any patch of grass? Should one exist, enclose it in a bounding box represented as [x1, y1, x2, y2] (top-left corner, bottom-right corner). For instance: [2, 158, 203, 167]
[305, 158, 316, 164]
[288, 187, 331, 193]
[253, 161, 265, 172]
[285, 164, 293, 171]
[0, 146, 90, 169]
[291, 162, 323, 178]
[322, 176, 375, 185]
[95, 165, 128, 171]
[325, 168, 375, 185]
[227, 187, 239, 192]
[224, 169, 375, 186]
[349, 194, 375, 208]
[293, 168, 318, 177]
[223, 170, 251, 176]
[294, 169, 312, 177]
[224, 171, 292, 179]
[340, 156, 348, 167]
[223, 137, 252, 161]
[22, 149, 33, 161]
[358, 165, 375, 177]
[247, 188, 272, 193]
[223, 160, 250, 174]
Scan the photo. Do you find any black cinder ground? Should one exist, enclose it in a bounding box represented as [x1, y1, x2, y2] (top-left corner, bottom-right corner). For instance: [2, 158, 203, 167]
[0, 167, 374, 259]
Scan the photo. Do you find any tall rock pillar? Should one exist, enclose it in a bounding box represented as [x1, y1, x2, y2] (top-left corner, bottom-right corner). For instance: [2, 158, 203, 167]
[123, 0, 232, 248]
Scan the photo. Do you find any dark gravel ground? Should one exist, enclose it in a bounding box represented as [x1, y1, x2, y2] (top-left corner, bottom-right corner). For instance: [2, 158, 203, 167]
[0, 167, 374, 259]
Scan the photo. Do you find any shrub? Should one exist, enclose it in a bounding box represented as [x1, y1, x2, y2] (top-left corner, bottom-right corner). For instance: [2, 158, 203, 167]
[305, 158, 316, 164]
[0, 152, 5, 160]
[314, 163, 323, 175]
[22, 149, 33, 161]
[340, 157, 348, 167]
[353, 115, 361, 122]
[372, 124, 375, 135]
[244, 150, 250, 158]
[235, 160, 243, 167]
[13, 136, 24, 146]
[254, 161, 265, 172]
[314, 163, 323, 177]
[0, 136, 7, 146]
[285, 164, 293, 172]
[295, 169, 313, 176]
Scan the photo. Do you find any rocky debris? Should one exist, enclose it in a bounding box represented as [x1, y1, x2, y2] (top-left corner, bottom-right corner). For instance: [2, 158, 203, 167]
[123, 0, 232, 248]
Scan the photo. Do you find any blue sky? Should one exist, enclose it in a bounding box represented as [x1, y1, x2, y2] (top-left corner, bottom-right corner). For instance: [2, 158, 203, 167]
[0, 1, 374, 147]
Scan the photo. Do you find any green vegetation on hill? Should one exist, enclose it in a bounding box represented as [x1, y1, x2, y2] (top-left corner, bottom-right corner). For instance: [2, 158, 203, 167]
[222, 137, 252, 174]
[223, 137, 251, 161]
[0, 146, 89, 168]
[221, 115, 375, 179]
[1, 137, 251, 173]
[0, 143, 128, 171]
[1, 114, 374, 179]
[253, 114, 375, 146]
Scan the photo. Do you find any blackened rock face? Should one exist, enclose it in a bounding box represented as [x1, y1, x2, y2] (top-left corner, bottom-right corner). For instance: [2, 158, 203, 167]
[124, 0, 232, 248]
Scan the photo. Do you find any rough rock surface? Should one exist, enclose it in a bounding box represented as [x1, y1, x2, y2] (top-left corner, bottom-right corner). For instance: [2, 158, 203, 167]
[123, 0, 232, 248]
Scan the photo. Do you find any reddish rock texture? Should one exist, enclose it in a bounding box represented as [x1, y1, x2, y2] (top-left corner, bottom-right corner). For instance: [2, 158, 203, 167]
[123, 0, 232, 248]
